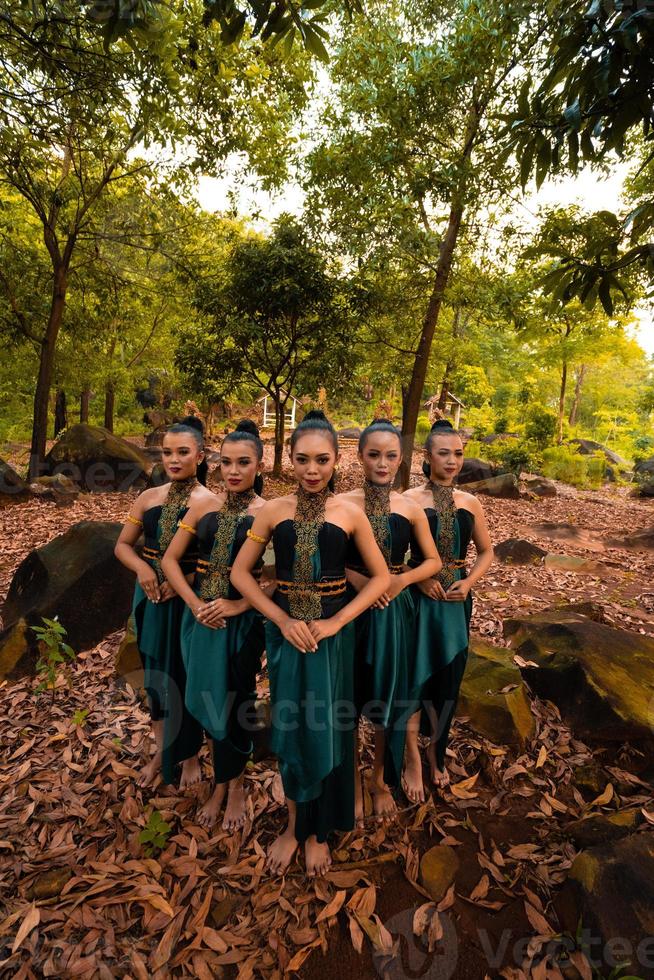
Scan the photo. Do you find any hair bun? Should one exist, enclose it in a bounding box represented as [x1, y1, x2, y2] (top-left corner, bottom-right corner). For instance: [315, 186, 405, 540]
[430, 419, 454, 432]
[303, 409, 328, 422]
[370, 417, 395, 426]
[235, 418, 260, 437]
[181, 415, 204, 435]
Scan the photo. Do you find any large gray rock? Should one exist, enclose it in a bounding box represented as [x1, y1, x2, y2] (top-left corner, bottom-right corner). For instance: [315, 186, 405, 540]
[459, 641, 536, 746]
[43, 424, 150, 491]
[524, 477, 557, 497]
[635, 456, 654, 477]
[504, 606, 654, 742]
[1, 521, 135, 680]
[555, 836, 654, 978]
[459, 472, 520, 499]
[567, 438, 629, 469]
[495, 538, 547, 565]
[457, 457, 497, 484]
[0, 458, 28, 501]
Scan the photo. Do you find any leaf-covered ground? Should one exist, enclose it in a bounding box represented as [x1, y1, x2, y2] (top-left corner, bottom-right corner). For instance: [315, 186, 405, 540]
[1, 444, 653, 978]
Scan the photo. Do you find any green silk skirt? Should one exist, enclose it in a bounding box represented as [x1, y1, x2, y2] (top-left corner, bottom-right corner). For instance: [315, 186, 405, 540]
[353, 586, 415, 787]
[132, 583, 203, 784]
[265, 617, 356, 843]
[181, 602, 263, 784]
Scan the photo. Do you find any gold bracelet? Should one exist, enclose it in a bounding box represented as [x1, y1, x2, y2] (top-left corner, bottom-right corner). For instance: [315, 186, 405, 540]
[178, 521, 196, 535]
[246, 528, 268, 545]
[126, 515, 143, 527]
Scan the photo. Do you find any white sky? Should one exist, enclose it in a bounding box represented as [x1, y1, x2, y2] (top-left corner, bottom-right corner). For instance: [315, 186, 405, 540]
[197, 161, 654, 357]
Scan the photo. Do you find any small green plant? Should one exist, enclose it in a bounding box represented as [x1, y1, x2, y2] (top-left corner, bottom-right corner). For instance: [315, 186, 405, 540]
[71, 708, 89, 727]
[415, 413, 432, 445]
[498, 440, 539, 476]
[525, 404, 557, 447]
[32, 617, 75, 700]
[139, 809, 172, 856]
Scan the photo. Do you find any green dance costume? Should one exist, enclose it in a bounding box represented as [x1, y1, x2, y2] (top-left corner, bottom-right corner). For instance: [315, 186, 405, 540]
[265, 487, 356, 843]
[131, 479, 203, 784]
[346, 482, 414, 787]
[409, 483, 474, 769]
[180, 491, 264, 785]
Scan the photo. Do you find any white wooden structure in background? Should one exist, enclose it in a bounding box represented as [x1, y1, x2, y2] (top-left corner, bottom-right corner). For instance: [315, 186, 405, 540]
[257, 390, 299, 430]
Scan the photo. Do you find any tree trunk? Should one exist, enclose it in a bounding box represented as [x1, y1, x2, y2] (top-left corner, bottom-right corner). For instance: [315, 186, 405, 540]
[80, 388, 90, 423]
[399, 204, 465, 487]
[53, 388, 67, 437]
[557, 361, 567, 445]
[104, 382, 115, 432]
[29, 264, 67, 479]
[273, 393, 286, 477]
[568, 365, 586, 426]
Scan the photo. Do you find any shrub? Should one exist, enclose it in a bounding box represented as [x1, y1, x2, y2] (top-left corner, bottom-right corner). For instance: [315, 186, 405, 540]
[525, 404, 557, 447]
[542, 447, 589, 487]
[499, 441, 540, 476]
[586, 454, 607, 488]
[415, 413, 432, 446]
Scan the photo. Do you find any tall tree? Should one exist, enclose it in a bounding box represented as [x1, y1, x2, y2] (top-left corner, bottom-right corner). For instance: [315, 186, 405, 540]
[305, 0, 549, 483]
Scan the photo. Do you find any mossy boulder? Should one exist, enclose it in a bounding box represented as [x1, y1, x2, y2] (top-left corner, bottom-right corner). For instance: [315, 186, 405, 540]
[457, 458, 497, 484]
[30, 474, 79, 506]
[459, 641, 536, 746]
[555, 835, 654, 978]
[0, 521, 135, 681]
[504, 607, 654, 742]
[563, 809, 642, 848]
[43, 424, 150, 491]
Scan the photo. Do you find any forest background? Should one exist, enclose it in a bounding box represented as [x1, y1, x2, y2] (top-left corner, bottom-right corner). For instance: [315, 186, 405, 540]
[1, 0, 653, 482]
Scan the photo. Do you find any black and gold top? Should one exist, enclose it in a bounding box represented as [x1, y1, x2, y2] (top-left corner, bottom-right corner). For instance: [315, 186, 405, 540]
[346, 512, 410, 577]
[409, 507, 474, 579]
[195, 510, 262, 600]
[142, 504, 198, 580]
[272, 520, 349, 621]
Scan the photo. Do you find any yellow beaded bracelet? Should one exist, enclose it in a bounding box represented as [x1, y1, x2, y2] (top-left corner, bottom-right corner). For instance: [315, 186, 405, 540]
[246, 528, 268, 545]
[125, 515, 143, 527]
[178, 521, 197, 535]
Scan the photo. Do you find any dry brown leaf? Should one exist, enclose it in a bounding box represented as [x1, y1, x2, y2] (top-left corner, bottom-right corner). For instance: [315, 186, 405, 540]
[469, 874, 490, 902]
[524, 901, 555, 937]
[12, 904, 40, 953]
[589, 783, 614, 807]
[315, 890, 346, 923]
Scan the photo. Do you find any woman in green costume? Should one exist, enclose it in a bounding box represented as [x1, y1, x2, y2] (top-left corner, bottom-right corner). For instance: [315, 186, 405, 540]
[162, 420, 269, 831]
[340, 419, 441, 823]
[402, 420, 494, 802]
[231, 411, 390, 877]
[115, 420, 215, 789]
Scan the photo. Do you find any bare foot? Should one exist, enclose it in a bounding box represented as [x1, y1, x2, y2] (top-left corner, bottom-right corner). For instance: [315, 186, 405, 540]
[354, 769, 365, 828]
[223, 780, 248, 832]
[198, 784, 226, 829]
[179, 755, 202, 791]
[401, 752, 425, 804]
[305, 835, 331, 877]
[137, 751, 161, 789]
[371, 784, 397, 821]
[431, 765, 450, 790]
[267, 827, 299, 875]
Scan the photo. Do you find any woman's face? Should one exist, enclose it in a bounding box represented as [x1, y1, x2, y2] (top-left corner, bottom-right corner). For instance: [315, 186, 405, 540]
[291, 432, 338, 493]
[220, 439, 260, 492]
[425, 433, 464, 483]
[162, 432, 203, 481]
[359, 430, 402, 485]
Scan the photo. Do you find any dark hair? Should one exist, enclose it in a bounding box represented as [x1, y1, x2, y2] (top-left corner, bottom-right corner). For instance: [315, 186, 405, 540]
[221, 419, 264, 495]
[290, 409, 338, 491]
[422, 419, 463, 478]
[164, 416, 208, 485]
[359, 417, 402, 452]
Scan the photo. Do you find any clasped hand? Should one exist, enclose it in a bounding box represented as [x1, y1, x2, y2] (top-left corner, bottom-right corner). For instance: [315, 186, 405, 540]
[193, 597, 240, 629]
[138, 564, 175, 604]
[417, 577, 470, 602]
[280, 616, 342, 653]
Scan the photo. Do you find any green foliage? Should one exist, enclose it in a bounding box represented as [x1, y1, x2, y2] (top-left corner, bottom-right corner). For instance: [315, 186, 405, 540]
[499, 441, 539, 477]
[506, 1, 654, 311]
[541, 446, 606, 489]
[31, 617, 75, 699]
[71, 709, 89, 727]
[138, 810, 172, 856]
[525, 404, 557, 448]
[452, 365, 493, 409]
[415, 413, 432, 446]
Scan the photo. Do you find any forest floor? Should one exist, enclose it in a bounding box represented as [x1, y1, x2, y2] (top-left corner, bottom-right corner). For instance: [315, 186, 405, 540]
[1, 440, 653, 978]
